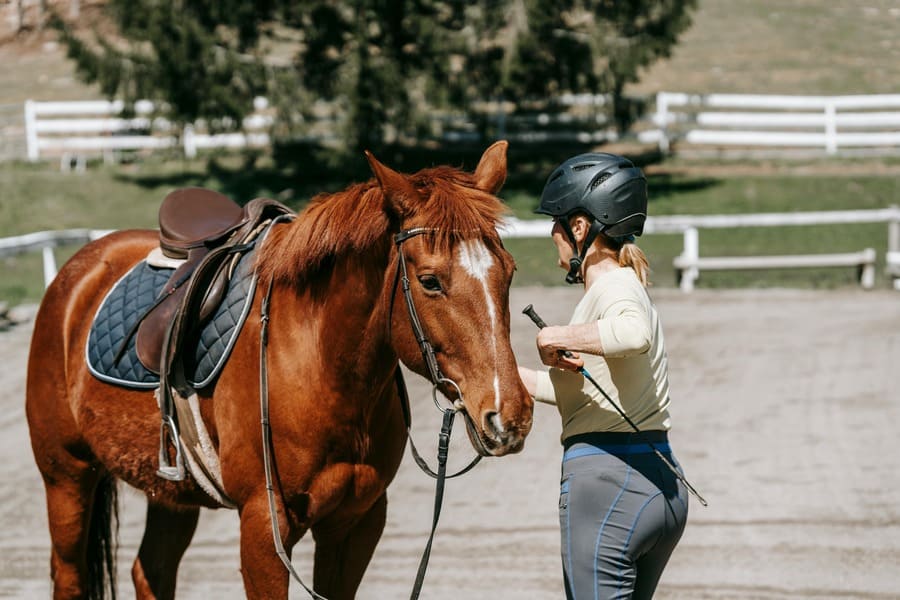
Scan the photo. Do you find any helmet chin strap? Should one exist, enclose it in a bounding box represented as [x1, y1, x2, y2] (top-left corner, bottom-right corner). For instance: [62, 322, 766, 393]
[559, 218, 603, 285]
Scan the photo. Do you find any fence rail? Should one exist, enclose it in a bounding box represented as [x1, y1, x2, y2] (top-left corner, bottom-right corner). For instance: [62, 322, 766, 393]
[24, 98, 273, 169]
[505, 207, 900, 292]
[20, 92, 900, 165]
[5, 209, 898, 293]
[645, 92, 900, 156]
[0, 228, 112, 287]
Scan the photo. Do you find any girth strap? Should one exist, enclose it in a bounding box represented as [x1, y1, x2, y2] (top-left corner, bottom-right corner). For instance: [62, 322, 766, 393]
[157, 240, 255, 481]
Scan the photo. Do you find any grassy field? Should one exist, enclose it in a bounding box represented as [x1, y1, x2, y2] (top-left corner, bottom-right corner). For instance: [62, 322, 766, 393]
[2, 155, 898, 303]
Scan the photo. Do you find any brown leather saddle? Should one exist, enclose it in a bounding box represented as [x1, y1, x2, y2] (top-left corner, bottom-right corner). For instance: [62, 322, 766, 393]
[134, 187, 292, 376]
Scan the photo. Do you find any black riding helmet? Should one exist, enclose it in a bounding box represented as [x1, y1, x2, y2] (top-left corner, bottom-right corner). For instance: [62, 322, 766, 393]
[536, 153, 648, 284]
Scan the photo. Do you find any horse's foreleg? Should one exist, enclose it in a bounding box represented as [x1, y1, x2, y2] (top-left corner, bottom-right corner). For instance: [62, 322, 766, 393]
[238, 494, 292, 600]
[131, 502, 199, 600]
[311, 493, 388, 600]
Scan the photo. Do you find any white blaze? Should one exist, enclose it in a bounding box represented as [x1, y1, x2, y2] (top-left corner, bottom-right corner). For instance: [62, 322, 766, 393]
[457, 240, 502, 412]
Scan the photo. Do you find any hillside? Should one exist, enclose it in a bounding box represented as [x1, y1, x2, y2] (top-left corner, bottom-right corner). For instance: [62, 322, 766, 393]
[629, 0, 900, 96]
[2, 0, 898, 107]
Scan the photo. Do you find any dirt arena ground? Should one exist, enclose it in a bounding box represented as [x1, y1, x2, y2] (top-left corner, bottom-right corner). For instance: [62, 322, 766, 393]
[2, 286, 898, 599]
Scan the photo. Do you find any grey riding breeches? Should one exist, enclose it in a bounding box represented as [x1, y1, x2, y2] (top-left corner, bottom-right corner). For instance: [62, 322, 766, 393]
[558, 431, 689, 600]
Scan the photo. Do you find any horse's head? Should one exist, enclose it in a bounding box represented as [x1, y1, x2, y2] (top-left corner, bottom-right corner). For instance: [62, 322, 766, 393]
[366, 142, 533, 456]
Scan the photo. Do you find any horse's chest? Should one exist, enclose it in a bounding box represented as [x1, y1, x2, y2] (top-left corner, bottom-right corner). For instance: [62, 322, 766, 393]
[306, 462, 388, 522]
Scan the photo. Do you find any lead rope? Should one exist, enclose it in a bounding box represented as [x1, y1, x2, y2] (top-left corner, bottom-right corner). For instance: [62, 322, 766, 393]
[260, 279, 327, 600]
[410, 409, 454, 599]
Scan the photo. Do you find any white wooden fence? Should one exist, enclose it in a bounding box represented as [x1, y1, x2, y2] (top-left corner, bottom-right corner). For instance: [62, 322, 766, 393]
[644, 92, 900, 155]
[24, 98, 273, 169]
[503, 207, 900, 292]
[659, 207, 900, 292]
[0, 228, 112, 288]
[3, 209, 899, 292]
[24, 92, 900, 165]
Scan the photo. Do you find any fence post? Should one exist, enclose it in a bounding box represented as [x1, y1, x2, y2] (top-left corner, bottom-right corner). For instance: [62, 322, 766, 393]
[888, 206, 900, 254]
[824, 102, 837, 155]
[679, 227, 699, 293]
[24, 100, 39, 161]
[888, 206, 900, 290]
[859, 248, 876, 289]
[183, 124, 196, 159]
[42, 246, 58, 288]
[655, 92, 670, 153]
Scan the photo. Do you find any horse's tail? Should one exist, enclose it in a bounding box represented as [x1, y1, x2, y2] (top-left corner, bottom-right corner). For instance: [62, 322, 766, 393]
[86, 473, 119, 600]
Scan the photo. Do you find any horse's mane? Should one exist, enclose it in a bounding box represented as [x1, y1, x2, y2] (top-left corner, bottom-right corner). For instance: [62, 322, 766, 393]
[257, 165, 509, 286]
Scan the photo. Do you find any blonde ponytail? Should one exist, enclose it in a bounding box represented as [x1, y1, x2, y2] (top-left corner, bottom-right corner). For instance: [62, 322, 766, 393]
[618, 241, 650, 287]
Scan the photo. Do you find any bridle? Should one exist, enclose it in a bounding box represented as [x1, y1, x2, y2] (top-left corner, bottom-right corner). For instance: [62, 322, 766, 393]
[258, 225, 489, 600]
[390, 226, 489, 596]
[391, 227, 492, 461]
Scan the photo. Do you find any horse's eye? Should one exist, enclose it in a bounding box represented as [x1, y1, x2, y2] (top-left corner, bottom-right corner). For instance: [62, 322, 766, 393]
[418, 274, 443, 293]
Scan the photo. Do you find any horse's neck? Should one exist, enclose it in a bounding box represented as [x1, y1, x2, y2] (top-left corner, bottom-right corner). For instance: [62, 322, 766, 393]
[270, 252, 398, 389]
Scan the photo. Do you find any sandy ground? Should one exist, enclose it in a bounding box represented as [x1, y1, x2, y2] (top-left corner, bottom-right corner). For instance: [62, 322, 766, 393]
[2, 286, 899, 599]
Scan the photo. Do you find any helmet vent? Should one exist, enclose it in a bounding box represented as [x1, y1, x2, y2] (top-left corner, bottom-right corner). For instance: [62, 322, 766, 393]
[589, 172, 611, 192]
[572, 163, 595, 172]
[548, 171, 565, 183]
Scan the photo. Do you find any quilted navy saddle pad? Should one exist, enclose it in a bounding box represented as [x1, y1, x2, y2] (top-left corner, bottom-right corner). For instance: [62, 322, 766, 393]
[86, 250, 257, 390]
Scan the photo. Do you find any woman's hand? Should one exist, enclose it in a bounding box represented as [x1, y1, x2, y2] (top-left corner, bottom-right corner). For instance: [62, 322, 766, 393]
[537, 326, 585, 372]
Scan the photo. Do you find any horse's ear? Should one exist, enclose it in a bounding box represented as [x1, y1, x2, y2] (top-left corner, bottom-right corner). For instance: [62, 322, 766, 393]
[365, 150, 420, 217]
[473, 140, 508, 195]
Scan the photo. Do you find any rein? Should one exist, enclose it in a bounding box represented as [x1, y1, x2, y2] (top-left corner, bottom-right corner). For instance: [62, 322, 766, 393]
[258, 226, 485, 600]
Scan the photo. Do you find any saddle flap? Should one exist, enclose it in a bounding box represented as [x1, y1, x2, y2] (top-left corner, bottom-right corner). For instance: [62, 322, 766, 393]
[135, 249, 208, 374]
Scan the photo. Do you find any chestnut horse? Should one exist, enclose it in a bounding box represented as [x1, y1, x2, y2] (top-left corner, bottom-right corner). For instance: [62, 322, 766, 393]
[26, 141, 533, 600]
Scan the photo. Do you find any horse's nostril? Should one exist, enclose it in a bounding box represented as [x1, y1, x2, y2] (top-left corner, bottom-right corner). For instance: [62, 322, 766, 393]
[483, 410, 506, 440]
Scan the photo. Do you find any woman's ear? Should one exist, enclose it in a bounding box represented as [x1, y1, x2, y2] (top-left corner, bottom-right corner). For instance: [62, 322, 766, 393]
[570, 215, 591, 243]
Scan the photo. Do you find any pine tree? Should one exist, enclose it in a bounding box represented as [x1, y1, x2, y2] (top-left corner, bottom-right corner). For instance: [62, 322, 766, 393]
[52, 0, 696, 153]
[54, 1, 277, 128]
[503, 0, 696, 133]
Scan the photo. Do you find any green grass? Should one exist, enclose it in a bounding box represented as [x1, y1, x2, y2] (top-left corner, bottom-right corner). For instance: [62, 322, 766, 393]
[504, 169, 898, 288]
[2, 157, 897, 303]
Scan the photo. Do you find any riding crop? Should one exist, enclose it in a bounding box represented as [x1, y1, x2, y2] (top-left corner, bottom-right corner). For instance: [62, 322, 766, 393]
[522, 304, 707, 507]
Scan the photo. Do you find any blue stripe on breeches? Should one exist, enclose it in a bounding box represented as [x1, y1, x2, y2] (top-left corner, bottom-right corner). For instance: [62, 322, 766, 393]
[559, 442, 689, 600]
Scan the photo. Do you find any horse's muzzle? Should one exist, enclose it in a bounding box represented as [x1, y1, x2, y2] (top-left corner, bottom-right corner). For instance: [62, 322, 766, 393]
[465, 409, 526, 456]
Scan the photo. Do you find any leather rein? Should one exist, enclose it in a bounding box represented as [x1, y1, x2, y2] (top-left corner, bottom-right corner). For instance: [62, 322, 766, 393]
[258, 226, 484, 599]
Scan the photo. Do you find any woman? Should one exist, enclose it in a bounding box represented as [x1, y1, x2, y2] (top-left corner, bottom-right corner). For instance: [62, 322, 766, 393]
[518, 153, 690, 600]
